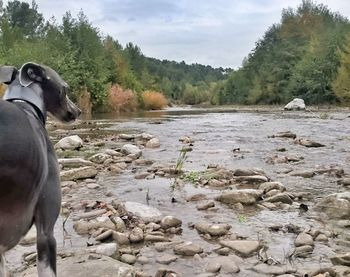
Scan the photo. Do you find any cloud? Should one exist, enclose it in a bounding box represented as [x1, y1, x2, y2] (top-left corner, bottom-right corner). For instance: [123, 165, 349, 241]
[2, 0, 350, 68]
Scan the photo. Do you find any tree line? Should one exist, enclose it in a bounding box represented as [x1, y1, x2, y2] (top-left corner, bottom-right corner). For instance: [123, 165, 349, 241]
[0, 0, 227, 112]
[1, 0, 350, 111]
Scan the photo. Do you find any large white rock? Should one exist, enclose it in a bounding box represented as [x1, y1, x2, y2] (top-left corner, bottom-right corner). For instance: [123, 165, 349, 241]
[124, 201, 162, 223]
[55, 135, 83, 150]
[284, 98, 306, 111]
[121, 144, 142, 158]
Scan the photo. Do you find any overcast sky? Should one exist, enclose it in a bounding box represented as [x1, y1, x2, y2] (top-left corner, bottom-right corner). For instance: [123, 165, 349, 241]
[3, 0, 350, 68]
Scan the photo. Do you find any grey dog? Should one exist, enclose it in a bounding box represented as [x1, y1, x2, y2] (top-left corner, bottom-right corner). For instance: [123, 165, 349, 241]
[0, 62, 81, 276]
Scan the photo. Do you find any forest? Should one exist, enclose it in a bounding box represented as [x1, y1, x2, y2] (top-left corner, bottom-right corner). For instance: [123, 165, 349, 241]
[0, 0, 350, 112]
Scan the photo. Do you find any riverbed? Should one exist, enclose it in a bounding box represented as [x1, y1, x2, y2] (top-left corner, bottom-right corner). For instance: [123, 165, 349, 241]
[8, 107, 350, 276]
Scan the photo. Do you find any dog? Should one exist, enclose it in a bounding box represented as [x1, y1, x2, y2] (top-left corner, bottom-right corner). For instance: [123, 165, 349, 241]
[0, 62, 81, 276]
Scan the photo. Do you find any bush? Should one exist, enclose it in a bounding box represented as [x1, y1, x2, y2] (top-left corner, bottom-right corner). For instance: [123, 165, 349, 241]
[108, 85, 137, 112]
[142, 91, 167, 110]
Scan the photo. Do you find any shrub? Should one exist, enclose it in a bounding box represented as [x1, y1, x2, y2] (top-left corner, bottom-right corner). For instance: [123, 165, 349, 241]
[108, 85, 137, 112]
[142, 90, 167, 110]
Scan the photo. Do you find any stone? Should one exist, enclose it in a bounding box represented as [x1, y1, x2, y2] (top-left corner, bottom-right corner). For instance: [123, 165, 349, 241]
[259, 182, 286, 193]
[342, 178, 350, 186]
[112, 232, 130, 245]
[136, 256, 150, 264]
[295, 138, 325, 148]
[194, 222, 231, 236]
[215, 189, 263, 205]
[313, 192, 350, 219]
[20, 254, 135, 277]
[263, 192, 293, 205]
[121, 144, 142, 158]
[293, 245, 313, 258]
[219, 240, 260, 257]
[252, 264, 296, 275]
[146, 138, 160, 148]
[160, 216, 182, 229]
[234, 175, 269, 183]
[233, 168, 265, 176]
[86, 183, 100, 189]
[120, 254, 136, 265]
[295, 233, 314, 246]
[89, 153, 111, 164]
[134, 172, 151, 179]
[55, 135, 83, 150]
[60, 166, 98, 181]
[156, 254, 177, 265]
[173, 242, 203, 256]
[58, 158, 94, 168]
[284, 98, 306, 110]
[315, 233, 328, 242]
[330, 253, 350, 266]
[124, 202, 162, 223]
[95, 243, 117, 256]
[155, 269, 182, 277]
[269, 131, 297, 139]
[129, 227, 144, 243]
[206, 256, 240, 274]
[144, 235, 169, 242]
[290, 170, 315, 178]
[196, 201, 215, 210]
[95, 230, 113, 242]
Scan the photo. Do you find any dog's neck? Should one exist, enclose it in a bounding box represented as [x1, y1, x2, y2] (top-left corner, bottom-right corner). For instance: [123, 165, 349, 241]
[3, 79, 46, 124]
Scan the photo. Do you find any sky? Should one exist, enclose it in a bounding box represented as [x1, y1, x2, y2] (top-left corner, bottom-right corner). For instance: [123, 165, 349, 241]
[3, 0, 350, 68]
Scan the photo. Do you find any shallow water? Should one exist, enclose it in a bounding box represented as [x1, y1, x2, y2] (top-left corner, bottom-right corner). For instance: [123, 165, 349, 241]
[8, 107, 350, 276]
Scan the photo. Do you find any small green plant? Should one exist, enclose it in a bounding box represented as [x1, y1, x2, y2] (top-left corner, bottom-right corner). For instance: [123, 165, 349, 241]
[182, 171, 201, 183]
[175, 147, 189, 173]
[237, 214, 247, 223]
[319, 112, 329, 119]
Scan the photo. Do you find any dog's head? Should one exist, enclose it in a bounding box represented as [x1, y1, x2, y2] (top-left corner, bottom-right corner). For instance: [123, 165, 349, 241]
[0, 62, 81, 123]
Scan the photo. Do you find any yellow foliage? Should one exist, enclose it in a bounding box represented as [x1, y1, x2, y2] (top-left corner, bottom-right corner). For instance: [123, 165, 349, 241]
[142, 91, 167, 110]
[0, 84, 7, 98]
[108, 84, 137, 113]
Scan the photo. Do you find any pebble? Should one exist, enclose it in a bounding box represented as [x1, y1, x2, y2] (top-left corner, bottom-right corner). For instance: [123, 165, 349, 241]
[120, 254, 136, 265]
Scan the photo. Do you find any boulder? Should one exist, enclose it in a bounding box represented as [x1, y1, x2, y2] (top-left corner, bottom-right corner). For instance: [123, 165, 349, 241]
[313, 192, 350, 219]
[121, 144, 142, 158]
[284, 98, 306, 111]
[60, 166, 98, 181]
[55, 135, 83, 150]
[124, 201, 162, 223]
[215, 189, 263, 205]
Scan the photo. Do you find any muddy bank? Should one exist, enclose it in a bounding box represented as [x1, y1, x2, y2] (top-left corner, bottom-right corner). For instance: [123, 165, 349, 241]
[7, 108, 350, 277]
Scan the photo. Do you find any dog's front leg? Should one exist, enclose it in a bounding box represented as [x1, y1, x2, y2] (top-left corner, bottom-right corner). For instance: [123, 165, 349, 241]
[35, 146, 61, 277]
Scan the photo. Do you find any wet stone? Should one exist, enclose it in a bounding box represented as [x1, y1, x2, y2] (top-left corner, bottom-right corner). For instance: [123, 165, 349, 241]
[295, 232, 314, 247]
[160, 216, 182, 229]
[173, 242, 203, 256]
[196, 201, 215, 210]
[219, 240, 260, 257]
[120, 254, 136, 265]
[156, 254, 178, 265]
[330, 253, 350, 266]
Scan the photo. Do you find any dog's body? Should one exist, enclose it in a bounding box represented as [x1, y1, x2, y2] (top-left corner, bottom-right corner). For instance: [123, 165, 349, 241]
[0, 63, 80, 276]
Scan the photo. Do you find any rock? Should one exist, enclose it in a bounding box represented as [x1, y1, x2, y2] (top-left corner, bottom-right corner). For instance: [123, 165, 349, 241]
[119, 134, 136, 140]
[111, 216, 127, 232]
[86, 183, 100, 189]
[20, 254, 135, 277]
[112, 232, 130, 245]
[137, 256, 150, 264]
[206, 256, 240, 274]
[215, 189, 263, 205]
[194, 222, 231, 236]
[215, 247, 231, 256]
[173, 242, 203, 256]
[269, 131, 297, 139]
[95, 230, 113, 242]
[290, 170, 315, 178]
[129, 227, 144, 243]
[103, 149, 123, 157]
[89, 153, 111, 164]
[179, 136, 193, 144]
[121, 144, 142, 158]
[219, 240, 260, 257]
[259, 182, 286, 193]
[124, 202, 162, 223]
[295, 138, 325, 147]
[263, 192, 293, 205]
[196, 201, 215, 211]
[58, 158, 94, 168]
[134, 172, 151, 179]
[330, 253, 350, 266]
[235, 175, 269, 183]
[313, 192, 350, 219]
[160, 216, 182, 229]
[120, 254, 136, 265]
[144, 235, 170, 242]
[55, 135, 83, 150]
[293, 245, 314, 258]
[95, 243, 118, 256]
[342, 178, 350, 186]
[284, 98, 306, 110]
[252, 264, 296, 275]
[60, 166, 98, 181]
[315, 233, 328, 242]
[156, 254, 177, 265]
[186, 194, 208, 202]
[295, 232, 314, 246]
[146, 138, 160, 148]
[155, 269, 182, 277]
[233, 168, 265, 176]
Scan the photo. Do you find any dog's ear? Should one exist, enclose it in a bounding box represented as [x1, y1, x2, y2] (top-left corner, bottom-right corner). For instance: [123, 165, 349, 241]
[19, 62, 48, 87]
[0, 65, 18, 85]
